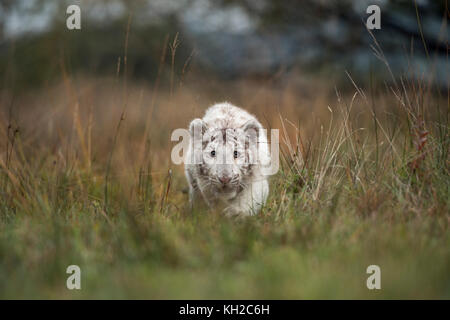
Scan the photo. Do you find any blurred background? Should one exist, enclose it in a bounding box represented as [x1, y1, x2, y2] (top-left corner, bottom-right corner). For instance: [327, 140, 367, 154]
[0, 0, 448, 89]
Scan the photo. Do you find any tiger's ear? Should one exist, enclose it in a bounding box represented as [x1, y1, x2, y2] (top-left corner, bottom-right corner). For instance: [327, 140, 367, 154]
[242, 119, 261, 144]
[189, 118, 207, 139]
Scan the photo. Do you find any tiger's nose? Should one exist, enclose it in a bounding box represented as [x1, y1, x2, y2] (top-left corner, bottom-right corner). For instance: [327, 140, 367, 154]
[219, 176, 231, 185]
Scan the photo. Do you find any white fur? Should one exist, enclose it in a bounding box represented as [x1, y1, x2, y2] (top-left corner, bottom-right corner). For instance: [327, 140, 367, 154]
[185, 102, 270, 216]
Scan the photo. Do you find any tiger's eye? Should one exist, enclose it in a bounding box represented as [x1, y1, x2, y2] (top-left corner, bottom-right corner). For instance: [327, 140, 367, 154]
[211, 150, 216, 157]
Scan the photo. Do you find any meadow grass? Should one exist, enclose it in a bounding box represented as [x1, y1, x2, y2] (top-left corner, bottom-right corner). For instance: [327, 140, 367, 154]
[0, 62, 448, 298]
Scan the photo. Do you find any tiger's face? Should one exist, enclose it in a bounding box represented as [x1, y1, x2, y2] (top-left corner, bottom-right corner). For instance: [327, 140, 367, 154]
[189, 119, 260, 198]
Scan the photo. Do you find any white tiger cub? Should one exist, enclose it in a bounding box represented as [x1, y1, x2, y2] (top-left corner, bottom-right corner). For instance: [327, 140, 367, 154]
[185, 102, 270, 216]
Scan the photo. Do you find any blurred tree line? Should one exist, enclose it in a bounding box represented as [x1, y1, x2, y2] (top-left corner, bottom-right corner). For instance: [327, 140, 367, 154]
[0, 0, 447, 89]
[0, 0, 187, 88]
